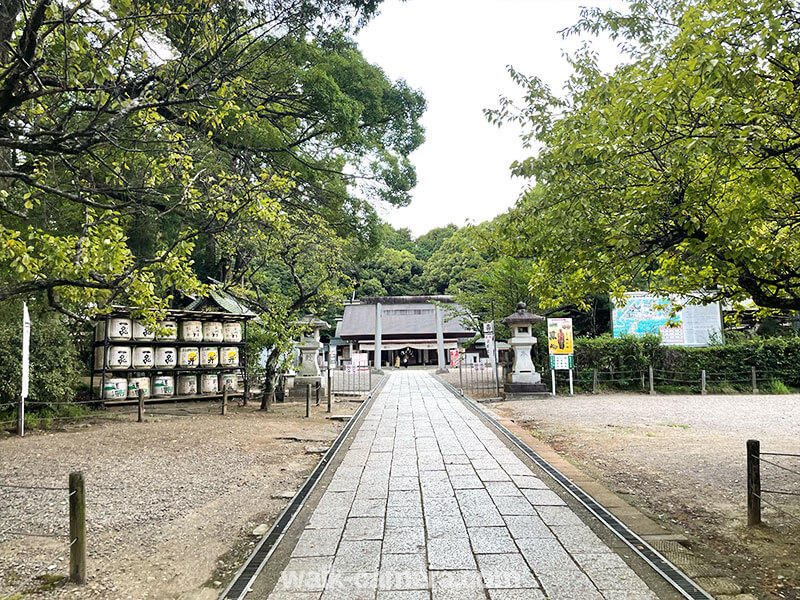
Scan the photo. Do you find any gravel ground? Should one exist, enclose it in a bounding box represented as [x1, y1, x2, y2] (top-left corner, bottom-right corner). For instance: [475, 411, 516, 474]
[491, 393, 800, 599]
[0, 399, 355, 599]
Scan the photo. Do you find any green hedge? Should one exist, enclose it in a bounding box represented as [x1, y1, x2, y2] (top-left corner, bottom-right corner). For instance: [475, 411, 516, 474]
[572, 334, 800, 387]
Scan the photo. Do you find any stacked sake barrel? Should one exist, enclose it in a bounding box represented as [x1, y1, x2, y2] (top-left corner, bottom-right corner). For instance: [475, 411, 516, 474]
[93, 312, 245, 402]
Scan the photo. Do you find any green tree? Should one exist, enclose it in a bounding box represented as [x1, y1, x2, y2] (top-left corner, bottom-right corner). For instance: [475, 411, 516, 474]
[422, 227, 487, 294]
[355, 247, 424, 297]
[414, 224, 458, 262]
[0, 0, 424, 320]
[487, 0, 800, 312]
[214, 209, 353, 406]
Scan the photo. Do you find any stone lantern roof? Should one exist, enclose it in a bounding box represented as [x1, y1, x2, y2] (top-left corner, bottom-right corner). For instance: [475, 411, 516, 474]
[296, 314, 330, 330]
[502, 302, 544, 325]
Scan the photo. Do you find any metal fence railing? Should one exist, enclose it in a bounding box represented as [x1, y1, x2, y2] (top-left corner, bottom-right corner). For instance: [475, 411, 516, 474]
[542, 365, 797, 396]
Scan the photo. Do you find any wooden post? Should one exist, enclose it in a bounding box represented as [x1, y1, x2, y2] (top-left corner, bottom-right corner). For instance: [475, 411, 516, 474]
[701, 370, 707, 395]
[592, 369, 598, 394]
[751, 366, 758, 394]
[17, 393, 24, 437]
[648, 365, 655, 395]
[222, 390, 228, 416]
[458, 360, 464, 390]
[137, 388, 145, 422]
[305, 384, 310, 418]
[747, 439, 761, 526]
[315, 382, 320, 407]
[69, 472, 86, 584]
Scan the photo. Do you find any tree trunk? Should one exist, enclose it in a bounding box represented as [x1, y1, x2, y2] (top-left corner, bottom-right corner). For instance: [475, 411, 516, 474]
[260, 348, 281, 410]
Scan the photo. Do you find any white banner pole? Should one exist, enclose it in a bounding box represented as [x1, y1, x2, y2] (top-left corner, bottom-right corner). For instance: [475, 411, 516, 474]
[19, 302, 31, 437]
[569, 369, 574, 396]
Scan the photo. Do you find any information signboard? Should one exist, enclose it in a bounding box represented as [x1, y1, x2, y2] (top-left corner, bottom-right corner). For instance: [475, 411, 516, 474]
[612, 292, 723, 347]
[549, 355, 574, 370]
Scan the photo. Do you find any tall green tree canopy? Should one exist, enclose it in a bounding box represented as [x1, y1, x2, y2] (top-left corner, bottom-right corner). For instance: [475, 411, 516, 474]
[488, 0, 800, 311]
[0, 0, 424, 318]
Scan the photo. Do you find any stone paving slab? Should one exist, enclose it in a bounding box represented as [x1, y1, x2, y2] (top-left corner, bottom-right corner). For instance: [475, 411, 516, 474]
[264, 371, 670, 600]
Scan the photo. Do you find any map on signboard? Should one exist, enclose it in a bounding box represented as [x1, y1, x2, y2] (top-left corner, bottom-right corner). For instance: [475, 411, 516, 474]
[613, 292, 722, 346]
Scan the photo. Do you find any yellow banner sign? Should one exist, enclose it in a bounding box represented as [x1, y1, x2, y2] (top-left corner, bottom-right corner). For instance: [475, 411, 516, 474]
[547, 318, 574, 355]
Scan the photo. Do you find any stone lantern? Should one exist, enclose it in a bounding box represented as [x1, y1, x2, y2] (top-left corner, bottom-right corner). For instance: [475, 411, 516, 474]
[502, 302, 547, 395]
[294, 315, 329, 391]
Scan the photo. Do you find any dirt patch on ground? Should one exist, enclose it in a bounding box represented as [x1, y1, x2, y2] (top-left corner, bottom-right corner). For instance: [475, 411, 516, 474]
[0, 398, 357, 600]
[490, 393, 800, 600]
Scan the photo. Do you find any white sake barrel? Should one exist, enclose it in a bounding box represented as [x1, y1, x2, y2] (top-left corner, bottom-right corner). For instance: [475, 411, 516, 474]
[155, 346, 177, 368]
[96, 318, 132, 341]
[222, 321, 242, 342]
[101, 346, 131, 370]
[178, 374, 198, 396]
[103, 378, 128, 399]
[132, 346, 154, 369]
[156, 320, 178, 341]
[180, 320, 203, 342]
[202, 321, 224, 342]
[220, 346, 239, 367]
[152, 375, 174, 397]
[179, 347, 200, 368]
[127, 377, 151, 398]
[201, 373, 218, 394]
[132, 320, 155, 341]
[219, 372, 238, 392]
[200, 347, 219, 367]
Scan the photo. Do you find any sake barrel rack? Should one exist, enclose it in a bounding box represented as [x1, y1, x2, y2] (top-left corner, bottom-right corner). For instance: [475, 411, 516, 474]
[90, 307, 254, 406]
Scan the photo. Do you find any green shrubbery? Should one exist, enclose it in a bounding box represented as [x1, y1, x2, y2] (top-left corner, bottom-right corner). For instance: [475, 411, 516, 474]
[0, 302, 83, 409]
[570, 334, 800, 390]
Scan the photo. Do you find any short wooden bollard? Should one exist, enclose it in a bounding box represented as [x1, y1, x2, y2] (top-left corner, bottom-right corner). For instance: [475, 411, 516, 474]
[305, 384, 311, 418]
[137, 388, 145, 422]
[747, 439, 761, 526]
[221, 390, 228, 416]
[17, 393, 24, 438]
[592, 369, 598, 394]
[315, 382, 320, 407]
[701, 370, 707, 395]
[69, 472, 86, 584]
[648, 365, 655, 395]
[751, 366, 758, 394]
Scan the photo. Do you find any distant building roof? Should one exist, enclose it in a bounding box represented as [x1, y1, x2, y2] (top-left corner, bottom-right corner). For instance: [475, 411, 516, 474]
[339, 296, 477, 340]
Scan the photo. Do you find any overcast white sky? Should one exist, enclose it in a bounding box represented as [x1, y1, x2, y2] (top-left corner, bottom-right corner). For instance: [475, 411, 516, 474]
[356, 0, 627, 236]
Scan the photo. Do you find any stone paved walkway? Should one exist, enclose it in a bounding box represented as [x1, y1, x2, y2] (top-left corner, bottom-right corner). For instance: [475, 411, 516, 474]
[266, 371, 661, 600]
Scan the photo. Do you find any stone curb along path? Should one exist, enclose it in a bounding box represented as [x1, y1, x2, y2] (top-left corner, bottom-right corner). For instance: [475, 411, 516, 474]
[249, 371, 693, 600]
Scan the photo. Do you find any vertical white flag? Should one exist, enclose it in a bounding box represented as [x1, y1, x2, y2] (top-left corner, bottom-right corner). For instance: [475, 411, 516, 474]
[21, 302, 31, 400]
